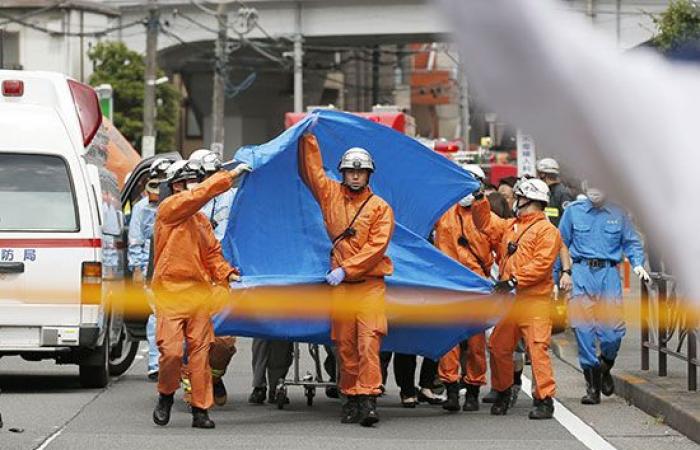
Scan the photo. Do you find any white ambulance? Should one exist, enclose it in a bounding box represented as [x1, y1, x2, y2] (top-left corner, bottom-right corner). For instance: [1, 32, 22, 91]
[0, 70, 139, 387]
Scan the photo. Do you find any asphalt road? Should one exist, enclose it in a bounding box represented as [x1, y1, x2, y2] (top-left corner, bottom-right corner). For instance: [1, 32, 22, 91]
[0, 338, 697, 450]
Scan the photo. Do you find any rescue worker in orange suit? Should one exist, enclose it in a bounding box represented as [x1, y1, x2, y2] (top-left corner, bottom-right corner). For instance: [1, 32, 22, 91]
[434, 164, 492, 413]
[151, 160, 251, 429]
[472, 178, 562, 420]
[189, 149, 239, 407]
[299, 133, 395, 427]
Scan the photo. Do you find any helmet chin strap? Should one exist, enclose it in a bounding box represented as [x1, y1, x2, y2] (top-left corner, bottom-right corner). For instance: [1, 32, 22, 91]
[343, 182, 367, 193]
[513, 198, 534, 216]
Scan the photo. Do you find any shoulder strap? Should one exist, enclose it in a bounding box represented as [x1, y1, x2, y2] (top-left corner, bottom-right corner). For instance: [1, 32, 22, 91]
[513, 219, 541, 246]
[331, 194, 375, 248]
[498, 218, 544, 280]
[456, 211, 490, 276]
[209, 197, 217, 222]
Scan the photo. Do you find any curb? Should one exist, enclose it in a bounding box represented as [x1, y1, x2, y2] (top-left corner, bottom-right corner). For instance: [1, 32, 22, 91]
[550, 332, 700, 445]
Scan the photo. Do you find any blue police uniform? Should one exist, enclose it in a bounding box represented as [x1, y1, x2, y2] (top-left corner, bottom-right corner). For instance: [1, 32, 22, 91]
[559, 199, 645, 369]
[127, 196, 159, 374]
[200, 188, 236, 241]
[127, 197, 157, 272]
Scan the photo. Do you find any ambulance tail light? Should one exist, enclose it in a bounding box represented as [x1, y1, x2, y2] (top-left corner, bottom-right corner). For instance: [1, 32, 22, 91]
[67, 79, 102, 146]
[2, 80, 24, 97]
[434, 140, 461, 153]
[81, 261, 102, 305]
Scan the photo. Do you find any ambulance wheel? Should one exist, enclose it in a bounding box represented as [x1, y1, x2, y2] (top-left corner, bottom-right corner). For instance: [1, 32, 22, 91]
[108, 323, 139, 376]
[79, 333, 109, 389]
[276, 386, 287, 410]
[305, 387, 315, 406]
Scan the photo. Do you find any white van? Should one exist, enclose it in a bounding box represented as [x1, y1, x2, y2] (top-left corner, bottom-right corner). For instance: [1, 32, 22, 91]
[0, 70, 139, 387]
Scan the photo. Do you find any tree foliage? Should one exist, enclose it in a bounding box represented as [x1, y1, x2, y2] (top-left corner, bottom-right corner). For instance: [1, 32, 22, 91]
[88, 41, 179, 154]
[653, 0, 700, 50]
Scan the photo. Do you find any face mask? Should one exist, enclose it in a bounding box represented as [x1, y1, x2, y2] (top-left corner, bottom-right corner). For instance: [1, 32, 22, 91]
[186, 181, 200, 191]
[586, 189, 605, 206]
[145, 180, 160, 195]
[458, 194, 475, 207]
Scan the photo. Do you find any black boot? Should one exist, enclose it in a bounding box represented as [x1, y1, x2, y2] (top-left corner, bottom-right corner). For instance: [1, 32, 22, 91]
[248, 387, 266, 404]
[511, 370, 523, 407]
[600, 357, 615, 396]
[490, 388, 511, 416]
[325, 385, 340, 399]
[213, 378, 227, 406]
[528, 397, 554, 420]
[462, 384, 480, 411]
[340, 396, 360, 423]
[510, 386, 521, 407]
[581, 366, 601, 405]
[191, 407, 215, 429]
[153, 393, 174, 426]
[442, 382, 460, 412]
[358, 395, 380, 427]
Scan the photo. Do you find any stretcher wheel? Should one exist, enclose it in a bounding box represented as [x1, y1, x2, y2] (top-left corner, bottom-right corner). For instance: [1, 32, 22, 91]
[276, 385, 288, 410]
[305, 386, 315, 406]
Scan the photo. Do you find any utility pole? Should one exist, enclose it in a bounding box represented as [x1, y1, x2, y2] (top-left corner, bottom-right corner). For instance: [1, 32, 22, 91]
[0, 29, 4, 69]
[616, 0, 622, 48]
[142, 0, 159, 157]
[293, 2, 303, 113]
[211, 1, 228, 159]
[587, 0, 597, 23]
[458, 63, 470, 145]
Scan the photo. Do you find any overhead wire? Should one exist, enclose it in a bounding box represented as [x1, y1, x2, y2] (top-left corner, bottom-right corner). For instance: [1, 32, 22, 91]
[189, 0, 218, 17]
[0, 10, 144, 38]
[175, 9, 221, 35]
[0, 2, 60, 27]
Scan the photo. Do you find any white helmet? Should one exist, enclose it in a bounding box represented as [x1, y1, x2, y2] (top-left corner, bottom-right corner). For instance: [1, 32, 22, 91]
[189, 148, 221, 174]
[514, 178, 550, 204]
[461, 164, 486, 181]
[338, 147, 375, 172]
[149, 157, 174, 180]
[536, 158, 560, 175]
[165, 160, 200, 185]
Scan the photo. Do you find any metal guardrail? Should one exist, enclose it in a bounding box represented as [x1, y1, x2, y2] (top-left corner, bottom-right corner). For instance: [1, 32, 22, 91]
[641, 272, 698, 391]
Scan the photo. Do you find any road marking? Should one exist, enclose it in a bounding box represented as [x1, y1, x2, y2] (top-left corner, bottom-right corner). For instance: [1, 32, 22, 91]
[521, 375, 617, 450]
[34, 359, 140, 449]
[36, 425, 65, 450]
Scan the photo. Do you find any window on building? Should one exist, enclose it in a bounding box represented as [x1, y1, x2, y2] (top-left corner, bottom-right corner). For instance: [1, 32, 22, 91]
[186, 105, 203, 138]
[0, 31, 21, 70]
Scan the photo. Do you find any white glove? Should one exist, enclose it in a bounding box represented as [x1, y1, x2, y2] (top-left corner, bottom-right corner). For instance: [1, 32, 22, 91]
[231, 163, 252, 177]
[325, 268, 346, 286]
[633, 266, 650, 283]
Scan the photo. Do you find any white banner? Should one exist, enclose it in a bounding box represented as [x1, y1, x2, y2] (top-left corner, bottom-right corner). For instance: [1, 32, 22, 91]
[516, 130, 537, 177]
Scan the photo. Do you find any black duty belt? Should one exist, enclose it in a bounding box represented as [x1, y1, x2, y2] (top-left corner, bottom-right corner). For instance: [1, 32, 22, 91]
[573, 258, 619, 269]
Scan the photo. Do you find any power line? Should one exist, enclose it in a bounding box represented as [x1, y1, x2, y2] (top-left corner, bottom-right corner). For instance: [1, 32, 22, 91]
[160, 26, 187, 45]
[174, 9, 220, 35]
[0, 3, 59, 27]
[0, 10, 144, 38]
[189, 0, 218, 17]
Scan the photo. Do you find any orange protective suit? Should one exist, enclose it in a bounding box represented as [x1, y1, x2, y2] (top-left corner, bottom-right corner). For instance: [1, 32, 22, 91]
[153, 171, 238, 410]
[299, 133, 395, 396]
[472, 197, 561, 400]
[434, 204, 492, 386]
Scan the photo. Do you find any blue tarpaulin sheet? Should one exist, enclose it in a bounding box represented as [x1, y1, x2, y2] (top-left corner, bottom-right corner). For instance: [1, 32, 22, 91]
[215, 110, 497, 359]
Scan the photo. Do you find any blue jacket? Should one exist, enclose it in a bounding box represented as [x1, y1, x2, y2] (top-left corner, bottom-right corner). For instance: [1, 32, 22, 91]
[200, 187, 237, 241]
[558, 199, 645, 268]
[127, 197, 157, 272]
